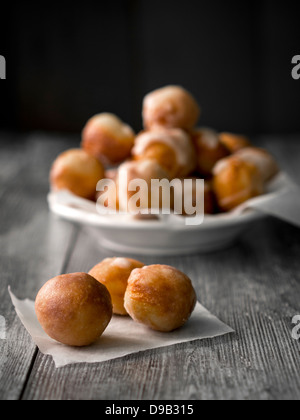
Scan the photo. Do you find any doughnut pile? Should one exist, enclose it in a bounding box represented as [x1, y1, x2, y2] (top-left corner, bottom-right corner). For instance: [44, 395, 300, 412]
[50, 85, 279, 215]
[35, 259, 197, 347]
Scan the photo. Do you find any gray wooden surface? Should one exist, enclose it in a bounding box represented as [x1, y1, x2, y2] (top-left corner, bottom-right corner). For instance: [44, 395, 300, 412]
[0, 132, 300, 400]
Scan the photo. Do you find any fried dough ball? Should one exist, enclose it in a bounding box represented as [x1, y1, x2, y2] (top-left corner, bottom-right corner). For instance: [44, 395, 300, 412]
[143, 86, 201, 130]
[172, 178, 215, 216]
[35, 273, 113, 347]
[50, 149, 105, 200]
[213, 156, 265, 212]
[81, 113, 135, 165]
[192, 128, 229, 176]
[132, 128, 197, 178]
[219, 132, 251, 153]
[235, 147, 279, 182]
[124, 265, 197, 332]
[89, 258, 145, 316]
[105, 168, 118, 181]
[117, 159, 171, 215]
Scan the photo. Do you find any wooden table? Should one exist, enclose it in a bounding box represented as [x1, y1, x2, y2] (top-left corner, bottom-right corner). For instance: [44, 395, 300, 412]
[1, 132, 300, 400]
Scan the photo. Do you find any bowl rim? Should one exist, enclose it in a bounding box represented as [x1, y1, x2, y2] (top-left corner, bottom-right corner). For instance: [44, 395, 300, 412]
[48, 191, 266, 232]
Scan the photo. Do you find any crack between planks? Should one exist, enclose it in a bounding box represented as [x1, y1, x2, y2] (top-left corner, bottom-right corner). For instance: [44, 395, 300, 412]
[18, 224, 81, 400]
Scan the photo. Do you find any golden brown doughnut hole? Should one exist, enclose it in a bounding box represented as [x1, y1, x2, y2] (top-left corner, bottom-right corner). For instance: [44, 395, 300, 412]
[35, 273, 112, 347]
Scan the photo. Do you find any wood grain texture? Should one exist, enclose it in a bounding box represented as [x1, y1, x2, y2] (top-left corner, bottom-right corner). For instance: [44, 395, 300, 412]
[0, 134, 78, 399]
[21, 220, 300, 400]
[3, 2, 300, 135]
[1, 133, 300, 400]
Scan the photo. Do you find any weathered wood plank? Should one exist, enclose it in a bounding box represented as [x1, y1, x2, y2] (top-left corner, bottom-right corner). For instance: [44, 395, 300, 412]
[2, 134, 300, 400]
[22, 217, 300, 400]
[0, 134, 78, 400]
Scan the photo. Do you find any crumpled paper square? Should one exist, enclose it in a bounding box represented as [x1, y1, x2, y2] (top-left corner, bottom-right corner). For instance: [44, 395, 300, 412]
[9, 288, 234, 368]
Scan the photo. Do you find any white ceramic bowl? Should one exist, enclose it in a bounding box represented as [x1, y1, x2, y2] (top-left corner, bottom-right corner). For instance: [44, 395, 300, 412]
[48, 190, 267, 256]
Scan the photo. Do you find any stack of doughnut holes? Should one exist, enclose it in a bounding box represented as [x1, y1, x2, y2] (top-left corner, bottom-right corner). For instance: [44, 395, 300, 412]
[50, 85, 279, 215]
[35, 259, 197, 347]
[45, 86, 280, 347]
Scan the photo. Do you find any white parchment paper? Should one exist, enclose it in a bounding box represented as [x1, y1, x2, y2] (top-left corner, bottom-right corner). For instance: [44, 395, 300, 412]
[9, 288, 234, 369]
[236, 173, 300, 227]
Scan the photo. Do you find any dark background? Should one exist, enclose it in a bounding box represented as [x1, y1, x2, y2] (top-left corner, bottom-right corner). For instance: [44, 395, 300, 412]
[1, 0, 300, 136]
